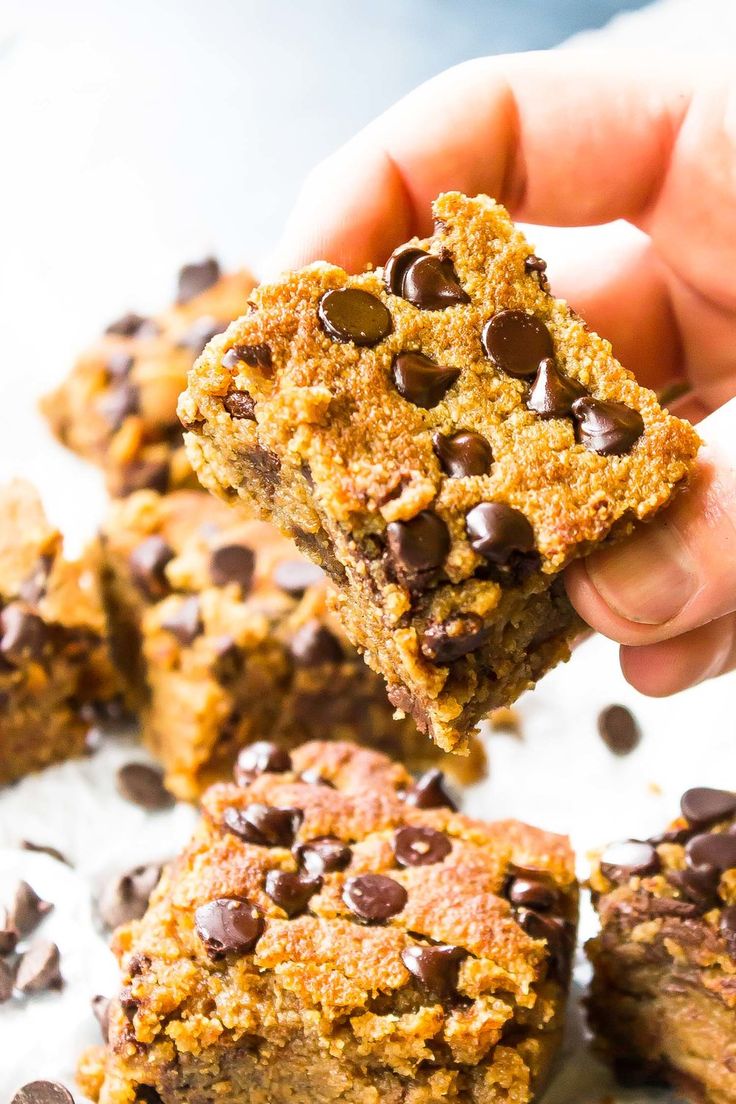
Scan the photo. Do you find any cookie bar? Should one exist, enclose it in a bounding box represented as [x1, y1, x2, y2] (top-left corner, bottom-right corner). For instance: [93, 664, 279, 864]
[0, 480, 121, 784]
[180, 192, 700, 753]
[98, 490, 484, 799]
[42, 259, 254, 496]
[78, 739, 578, 1104]
[587, 787, 736, 1103]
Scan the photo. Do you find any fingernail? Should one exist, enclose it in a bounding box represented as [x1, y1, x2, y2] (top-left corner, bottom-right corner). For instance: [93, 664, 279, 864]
[586, 522, 698, 626]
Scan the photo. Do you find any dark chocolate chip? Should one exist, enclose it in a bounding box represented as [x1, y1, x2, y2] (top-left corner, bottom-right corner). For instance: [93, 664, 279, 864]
[383, 245, 427, 296]
[527, 358, 587, 418]
[0, 604, 48, 664]
[515, 909, 572, 982]
[482, 310, 554, 379]
[343, 874, 407, 922]
[222, 343, 273, 376]
[15, 940, 62, 993]
[234, 742, 292, 784]
[686, 832, 736, 873]
[19, 555, 54, 604]
[21, 841, 71, 866]
[9, 881, 53, 936]
[681, 788, 736, 829]
[506, 877, 559, 912]
[720, 905, 736, 956]
[223, 804, 303, 848]
[571, 396, 644, 455]
[209, 544, 255, 592]
[116, 763, 174, 810]
[119, 986, 138, 1022]
[118, 459, 170, 497]
[290, 620, 343, 666]
[403, 769, 457, 811]
[177, 315, 222, 353]
[177, 257, 220, 304]
[318, 288, 392, 346]
[597, 704, 641, 756]
[432, 430, 493, 478]
[524, 254, 550, 291]
[212, 635, 242, 681]
[160, 596, 202, 646]
[391, 352, 460, 408]
[105, 312, 150, 337]
[273, 559, 324, 595]
[668, 865, 720, 909]
[393, 825, 451, 867]
[92, 994, 111, 1041]
[419, 612, 489, 665]
[10, 1084, 74, 1104]
[223, 390, 257, 420]
[294, 836, 352, 877]
[0, 906, 18, 954]
[97, 863, 163, 930]
[599, 840, 660, 882]
[264, 870, 322, 916]
[194, 897, 263, 959]
[466, 502, 535, 564]
[129, 537, 174, 600]
[386, 510, 449, 590]
[401, 943, 466, 994]
[397, 252, 470, 310]
[0, 957, 15, 1002]
[98, 381, 140, 429]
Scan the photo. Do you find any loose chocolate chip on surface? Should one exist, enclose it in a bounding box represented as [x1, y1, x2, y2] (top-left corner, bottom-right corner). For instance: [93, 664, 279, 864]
[597, 704, 641, 756]
[129, 536, 174, 600]
[383, 245, 428, 295]
[295, 836, 352, 876]
[194, 897, 263, 959]
[401, 943, 466, 994]
[386, 510, 450, 590]
[686, 832, 736, 873]
[420, 612, 489, 665]
[97, 863, 163, 930]
[482, 310, 554, 378]
[403, 768, 457, 811]
[9, 881, 53, 936]
[398, 252, 470, 310]
[432, 430, 493, 478]
[571, 396, 644, 455]
[290, 620, 343, 666]
[11, 1083, 74, 1104]
[343, 874, 407, 922]
[105, 312, 150, 337]
[0, 956, 15, 1002]
[681, 788, 736, 828]
[527, 358, 587, 418]
[0, 604, 48, 664]
[273, 559, 324, 595]
[222, 343, 273, 375]
[391, 352, 460, 408]
[264, 870, 323, 916]
[209, 543, 255, 591]
[506, 877, 559, 912]
[223, 390, 257, 420]
[224, 804, 303, 848]
[116, 763, 174, 810]
[177, 257, 220, 304]
[318, 288, 392, 346]
[235, 741, 292, 783]
[92, 994, 111, 1041]
[466, 502, 535, 564]
[21, 841, 71, 866]
[0, 906, 18, 954]
[160, 596, 202, 646]
[177, 315, 223, 353]
[393, 825, 451, 867]
[524, 254, 550, 290]
[599, 840, 660, 881]
[15, 940, 62, 993]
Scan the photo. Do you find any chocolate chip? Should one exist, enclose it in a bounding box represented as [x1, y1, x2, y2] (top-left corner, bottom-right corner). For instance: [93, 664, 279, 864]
[466, 502, 535, 564]
[222, 343, 273, 376]
[686, 832, 736, 873]
[97, 863, 162, 930]
[119, 986, 138, 1022]
[194, 896, 263, 959]
[432, 430, 493, 478]
[223, 804, 303, 848]
[599, 840, 660, 882]
[290, 620, 343, 666]
[401, 943, 466, 994]
[524, 254, 550, 291]
[105, 351, 135, 380]
[668, 865, 719, 909]
[383, 245, 428, 296]
[482, 310, 554, 379]
[10, 1084, 74, 1104]
[393, 825, 451, 867]
[177, 257, 220, 304]
[116, 763, 174, 810]
[720, 905, 736, 956]
[506, 877, 559, 912]
[527, 358, 587, 418]
[597, 704, 641, 756]
[105, 312, 150, 337]
[177, 315, 222, 353]
[21, 841, 71, 866]
[343, 874, 407, 922]
[571, 396, 644, 455]
[118, 459, 170, 497]
[0, 604, 48, 664]
[19, 555, 53, 604]
[15, 940, 62, 993]
[160, 596, 202, 646]
[0, 906, 18, 954]
[681, 788, 736, 829]
[209, 544, 255, 591]
[318, 288, 392, 346]
[403, 769, 457, 811]
[98, 381, 140, 429]
[386, 246, 469, 310]
[0, 956, 15, 1002]
[9, 881, 53, 936]
[420, 612, 489, 665]
[386, 510, 449, 590]
[294, 837, 352, 877]
[223, 390, 256, 420]
[515, 909, 572, 982]
[92, 994, 111, 1041]
[234, 742, 292, 784]
[273, 559, 324, 595]
[391, 352, 460, 408]
[212, 635, 242, 681]
[264, 870, 322, 916]
[129, 536, 174, 600]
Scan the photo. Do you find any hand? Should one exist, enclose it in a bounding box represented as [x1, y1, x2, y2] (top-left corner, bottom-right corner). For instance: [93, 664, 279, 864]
[268, 51, 736, 698]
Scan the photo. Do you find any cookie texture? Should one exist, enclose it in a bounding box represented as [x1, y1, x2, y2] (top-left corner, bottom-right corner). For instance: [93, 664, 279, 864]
[78, 740, 577, 1104]
[180, 192, 700, 752]
[587, 787, 736, 1103]
[42, 260, 254, 496]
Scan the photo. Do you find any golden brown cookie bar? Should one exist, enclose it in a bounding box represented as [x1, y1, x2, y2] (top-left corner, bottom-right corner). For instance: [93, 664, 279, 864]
[42, 260, 254, 496]
[180, 192, 700, 753]
[587, 787, 736, 1104]
[98, 490, 484, 799]
[0, 480, 121, 784]
[78, 740, 577, 1104]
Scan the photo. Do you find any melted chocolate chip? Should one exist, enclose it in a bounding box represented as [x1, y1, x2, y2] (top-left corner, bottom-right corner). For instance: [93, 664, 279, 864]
[194, 896, 263, 959]
[597, 704, 641, 756]
[600, 840, 660, 882]
[466, 502, 535, 564]
[515, 909, 572, 981]
[294, 836, 352, 877]
[390, 249, 469, 310]
[343, 874, 407, 922]
[223, 390, 256, 420]
[686, 832, 736, 873]
[401, 943, 466, 994]
[273, 559, 324, 595]
[386, 510, 449, 590]
[393, 825, 451, 867]
[160, 596, 202, 645]
[129, 537, 174, 600]
[209, 544, 255, 591]
[10, 1084, 74, 1104]
[177, 315, 223, 353]
[571, 396, 644, 455]
[524, 254, 550, 291]
[506, 877, 559, 912]
[105, 312, 150, 337]
[391, 352, 460, 408]
[668, 865, 720, 909]
[264, 869, 322, 916]
[0, 604, 48, 664]
[681, 788, 736, 829]
[290, 620, 343, 666]
[318, 288, 392, 346]
[482, 310, 554, 379]
[116, 763, 174, 811]
[223, 804, 303, 848]
[177, 258, 220, 304]
[527, 358, 587, 418]
[234, 742, 292, 783]
[432, 430, 493, 478]
[222, 343, 274, 376]
[403, 769, 457, 811]
[15, 941, 63, 993]
[383, 245, 427, 295]
[420, 612, 489, 665]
